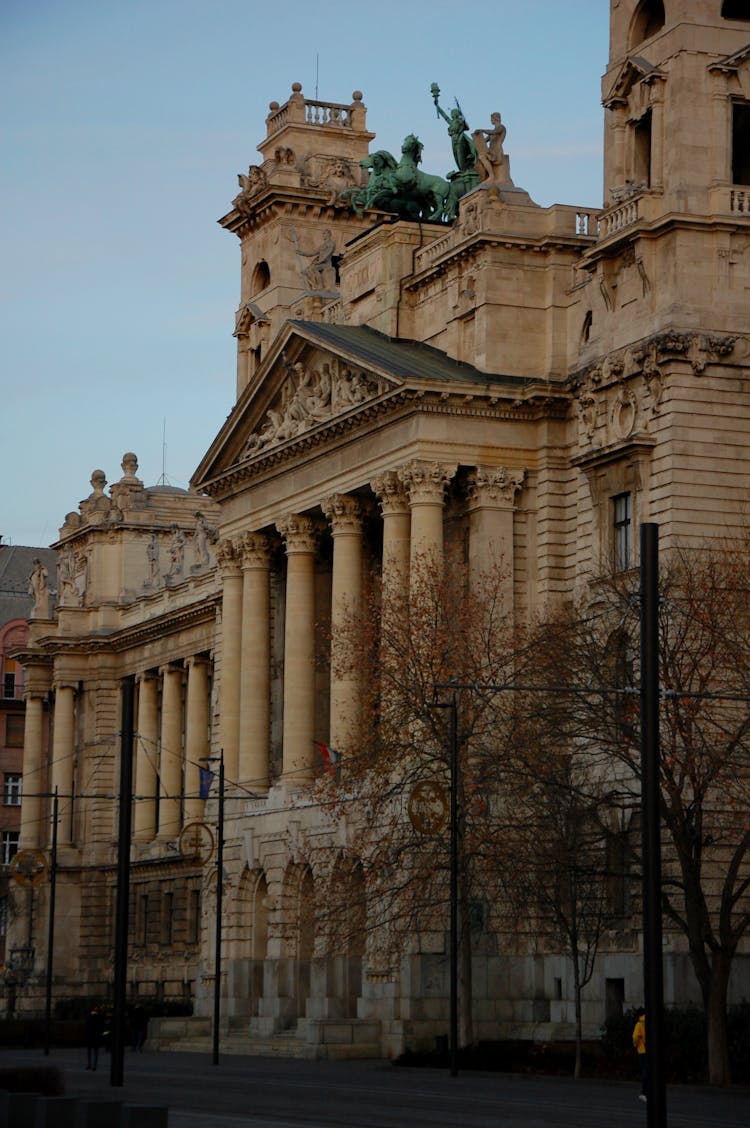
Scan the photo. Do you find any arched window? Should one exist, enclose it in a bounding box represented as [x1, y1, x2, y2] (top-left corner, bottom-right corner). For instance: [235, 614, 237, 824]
[251, 260, 270, 295]
[629, 0, 665, 49]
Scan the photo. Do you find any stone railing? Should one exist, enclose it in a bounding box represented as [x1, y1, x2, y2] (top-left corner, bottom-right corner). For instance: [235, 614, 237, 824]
[597, 197, 640, 239]
[729, 187, 750, 214]
[303, 99, 352, 127]
[266, 88, 362, 137]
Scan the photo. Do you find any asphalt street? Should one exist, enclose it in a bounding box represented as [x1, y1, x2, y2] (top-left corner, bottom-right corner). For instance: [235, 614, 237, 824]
[2, 1047, 749, 1127]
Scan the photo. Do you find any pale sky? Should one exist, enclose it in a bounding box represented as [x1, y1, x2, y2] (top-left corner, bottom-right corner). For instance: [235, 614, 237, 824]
[2, 0, 609, 548]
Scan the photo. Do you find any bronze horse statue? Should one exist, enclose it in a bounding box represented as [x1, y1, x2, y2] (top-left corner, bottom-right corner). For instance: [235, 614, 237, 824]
[342, 135, 450, 222]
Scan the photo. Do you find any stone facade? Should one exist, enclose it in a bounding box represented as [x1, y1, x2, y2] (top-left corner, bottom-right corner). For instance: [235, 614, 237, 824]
[6, 0, 750, 1058]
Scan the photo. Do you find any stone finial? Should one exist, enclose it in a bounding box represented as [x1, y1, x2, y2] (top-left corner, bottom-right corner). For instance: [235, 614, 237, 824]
[89, 469, 107, 497]
[120, 452, 142, 483]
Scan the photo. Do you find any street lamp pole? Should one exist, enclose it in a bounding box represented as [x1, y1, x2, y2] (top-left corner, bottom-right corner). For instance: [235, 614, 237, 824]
[212, 750, 225, 1066]
[43, 787, 58, 1056]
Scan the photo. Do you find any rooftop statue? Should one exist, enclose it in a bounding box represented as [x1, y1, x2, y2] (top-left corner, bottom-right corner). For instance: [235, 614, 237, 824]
[343, 135, 449, 222]
[430, 83, 482, 220]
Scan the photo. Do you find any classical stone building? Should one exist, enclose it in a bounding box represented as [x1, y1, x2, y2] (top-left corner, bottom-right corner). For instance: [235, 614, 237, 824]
[7, 0, 750, 1057]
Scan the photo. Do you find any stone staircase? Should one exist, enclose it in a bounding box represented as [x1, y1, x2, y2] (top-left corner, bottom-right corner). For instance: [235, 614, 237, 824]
[150, 1015, 383, 1061]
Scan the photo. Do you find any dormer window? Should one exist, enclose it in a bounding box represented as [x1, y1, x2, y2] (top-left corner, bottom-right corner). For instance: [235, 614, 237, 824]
[629, 0, 665, 49]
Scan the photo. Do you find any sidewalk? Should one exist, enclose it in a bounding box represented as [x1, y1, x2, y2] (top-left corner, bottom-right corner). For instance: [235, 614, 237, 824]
[1, 1046, 749, 1128]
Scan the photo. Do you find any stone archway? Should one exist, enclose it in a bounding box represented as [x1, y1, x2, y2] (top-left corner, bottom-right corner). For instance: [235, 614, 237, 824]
[227, 868, 270, 1020]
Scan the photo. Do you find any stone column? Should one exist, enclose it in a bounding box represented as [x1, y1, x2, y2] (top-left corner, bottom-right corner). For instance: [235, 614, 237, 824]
[372, 471, 410, 600]
[217, 538, 243, 786]
[239, 533, 271, 790]
[50, 682, 76, 845]
[159, 664, 184, 840]
[323, 494, 363, 758]
[134, 672, 159, 842]
[184, 656, 211, 824]
[398, 460, 456, 580]
[465, 466, 524, 614]
[648, 78, 666, 192]
[19, 693, 45, 850]
[278, 515, 318, 784]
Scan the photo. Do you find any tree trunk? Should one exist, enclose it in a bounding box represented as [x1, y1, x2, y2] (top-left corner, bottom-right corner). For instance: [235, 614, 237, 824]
[706, 956, 732, 1086]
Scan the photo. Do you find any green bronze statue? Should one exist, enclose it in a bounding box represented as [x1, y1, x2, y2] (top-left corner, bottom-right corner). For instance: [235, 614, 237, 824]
[342, 135, 449, 222]
[430, 82, 482, 220]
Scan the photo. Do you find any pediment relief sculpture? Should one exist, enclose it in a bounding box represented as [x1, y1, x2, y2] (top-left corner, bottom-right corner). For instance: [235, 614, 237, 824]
[243, 359, 388, 457]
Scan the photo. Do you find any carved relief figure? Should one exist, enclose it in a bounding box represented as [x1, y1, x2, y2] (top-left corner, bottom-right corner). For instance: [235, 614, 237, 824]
[28, 558, 49, 618]
[290, 228, 337, 291]
[146, 532, 161, 588]
[192, 512, 213, 571]
[166, 526, 185, 580]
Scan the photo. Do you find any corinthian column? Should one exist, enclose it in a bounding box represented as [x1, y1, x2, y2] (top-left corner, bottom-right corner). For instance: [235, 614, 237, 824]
[50, 682, 76, 845]
[465, 466, 524, 614]
[134, 671, 159, 841]
[277, 515, 317, 784]
[239, 533, 271, 790]
[159, 664, 183, 839]
[184, 656, 211, 824]
[398, 460, 456, 579]
[372, 471, 410, 599]
[216, 538, 242, 785]
[19, 693, 45, 849]
[323, 494, 363, 760]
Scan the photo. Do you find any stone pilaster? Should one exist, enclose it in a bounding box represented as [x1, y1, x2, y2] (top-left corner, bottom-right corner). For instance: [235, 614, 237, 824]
[239, 533, 271, 790]
[134, 672, 159, 841]
[277, 515, 318, 784]
[184, 656, 211, 824]
[19, 693, 45, 850]
[398, 460, 456, 577]
[158, 664, 184, 839]
[50, 682, 76, 845]
[217, 538, 243, 786]
[322, 494, 363, 759]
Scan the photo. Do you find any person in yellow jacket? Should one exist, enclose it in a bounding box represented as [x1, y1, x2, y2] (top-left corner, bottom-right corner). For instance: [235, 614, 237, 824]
[632, 1007, 647, 1102]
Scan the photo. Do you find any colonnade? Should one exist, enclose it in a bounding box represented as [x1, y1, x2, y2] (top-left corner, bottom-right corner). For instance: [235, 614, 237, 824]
[216, 460, 524, 789]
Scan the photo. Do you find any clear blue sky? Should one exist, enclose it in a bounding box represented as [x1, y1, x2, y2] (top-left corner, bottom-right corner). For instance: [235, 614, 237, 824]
[2, 0, 609, 548]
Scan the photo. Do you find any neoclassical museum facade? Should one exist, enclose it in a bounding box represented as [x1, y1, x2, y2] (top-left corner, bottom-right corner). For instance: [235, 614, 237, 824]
[7, 1, 750, 1057]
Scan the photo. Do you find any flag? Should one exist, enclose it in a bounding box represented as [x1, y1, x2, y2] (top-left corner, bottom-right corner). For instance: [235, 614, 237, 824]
[314, 741, 340, 779]
[199, 767, 213, 799]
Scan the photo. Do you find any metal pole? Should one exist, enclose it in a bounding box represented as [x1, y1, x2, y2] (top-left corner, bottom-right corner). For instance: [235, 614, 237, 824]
[640, 523, 667, 1126]
[212, 751, 225, 1066]
[43, 788, 58, 1056]
[449, 694, 459, 1078]
[111, 676, 135, 1087]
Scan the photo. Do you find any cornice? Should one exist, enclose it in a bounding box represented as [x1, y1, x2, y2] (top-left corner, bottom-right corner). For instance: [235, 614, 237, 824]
[571, 433, 656, 472]
[406, 229, 595, 290]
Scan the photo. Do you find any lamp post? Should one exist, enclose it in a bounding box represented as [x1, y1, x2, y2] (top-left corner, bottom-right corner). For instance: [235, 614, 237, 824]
[212, 751, 225, 1066]
[43, 787, 58, 1056]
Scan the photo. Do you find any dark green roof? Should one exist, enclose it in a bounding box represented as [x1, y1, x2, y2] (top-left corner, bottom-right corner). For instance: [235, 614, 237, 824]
[289, 321, 530, 390]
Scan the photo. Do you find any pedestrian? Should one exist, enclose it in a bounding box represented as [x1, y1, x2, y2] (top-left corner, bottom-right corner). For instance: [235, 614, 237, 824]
[131, 1004, 149, 1051]
[84, 1004, 104, 1071]
[632, 1006, 647, 1101]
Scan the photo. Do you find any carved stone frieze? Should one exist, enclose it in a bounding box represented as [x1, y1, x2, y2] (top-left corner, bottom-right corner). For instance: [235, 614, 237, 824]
[243, 360, 386, 457]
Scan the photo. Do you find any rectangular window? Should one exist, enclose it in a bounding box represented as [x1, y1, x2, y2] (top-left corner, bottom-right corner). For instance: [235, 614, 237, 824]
[3, 774, 22, 806]
[613, 492, 632, 572]
[5, 714, 25, 748]
[732, 102, 750, 185]
[139, 893, 149, 946]
[189, 888, 201, 945]
[1, 831, 19, 865]
[161, 891, 174, 946]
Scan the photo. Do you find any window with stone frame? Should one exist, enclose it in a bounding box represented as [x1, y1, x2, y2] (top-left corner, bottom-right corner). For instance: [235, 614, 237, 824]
[160, 890, 174, 946]
[3, 774, 22, 806]
[612, 491, 632, 572]
[188, 887, 201, 945]
[1, 831, 19, 865]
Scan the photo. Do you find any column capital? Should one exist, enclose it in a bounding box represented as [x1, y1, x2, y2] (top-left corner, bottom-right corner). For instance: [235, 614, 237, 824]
[240, 531, 271, 569]
[277, 514, 319, 554]
[185, 654, 211, 672]
[159, 662, 184, 679]
[371, 470, 409, 516]
[398, 460, 456, 504]
[466, 466, 525, 508]
[215, 537, 242, 577]
[322, 493, 362, 534]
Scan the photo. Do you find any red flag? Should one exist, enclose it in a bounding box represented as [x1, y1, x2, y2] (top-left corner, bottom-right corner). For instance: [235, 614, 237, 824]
[314, 741, 340, 778]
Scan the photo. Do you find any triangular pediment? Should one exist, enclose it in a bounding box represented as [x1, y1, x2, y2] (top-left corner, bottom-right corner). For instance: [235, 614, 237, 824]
[603, 55, 666, 107]
[192, 322, 404, 489]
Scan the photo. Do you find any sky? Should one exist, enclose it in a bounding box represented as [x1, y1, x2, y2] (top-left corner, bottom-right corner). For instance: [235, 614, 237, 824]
[2, 0, 609, 548]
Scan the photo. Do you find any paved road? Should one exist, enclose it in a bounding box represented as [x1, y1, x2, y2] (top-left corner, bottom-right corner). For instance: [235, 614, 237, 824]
[2, 1047, 749, 1127]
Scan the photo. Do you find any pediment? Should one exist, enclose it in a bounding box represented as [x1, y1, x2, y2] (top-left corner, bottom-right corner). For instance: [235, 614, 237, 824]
[192, 323, 403, 488]
[603, 55, 665, 108]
